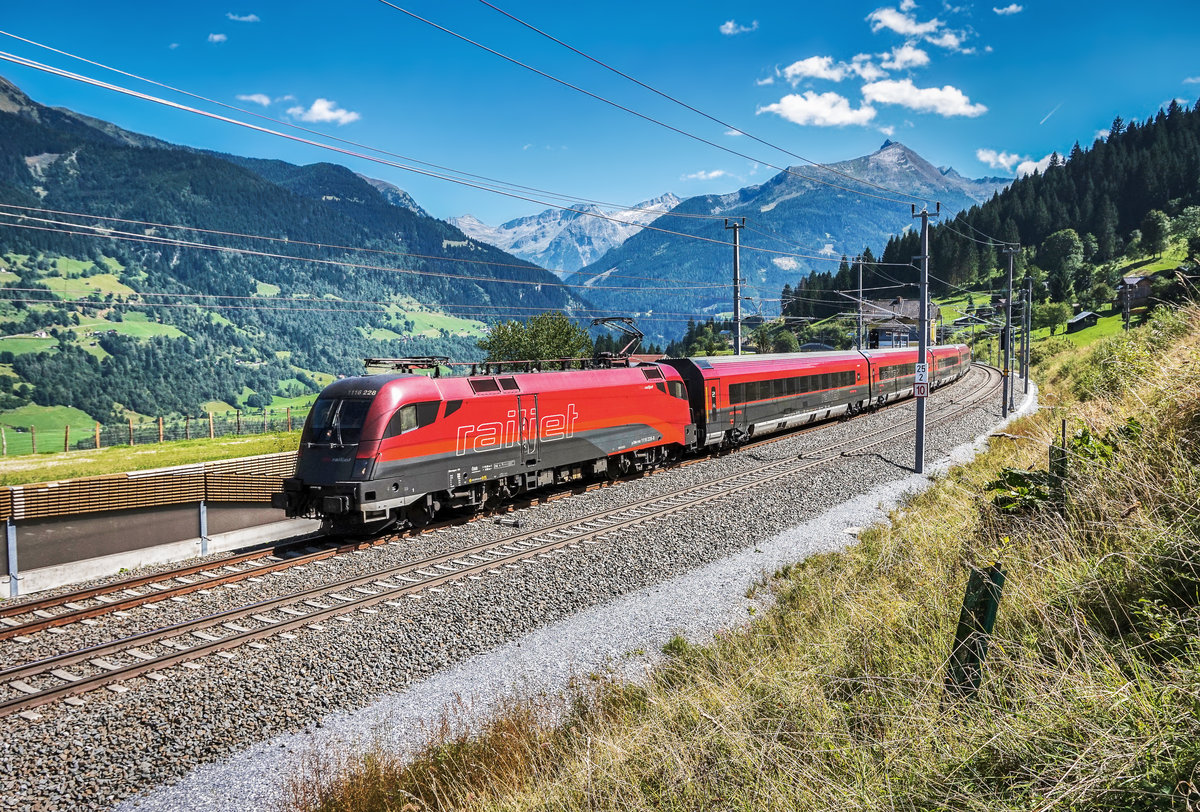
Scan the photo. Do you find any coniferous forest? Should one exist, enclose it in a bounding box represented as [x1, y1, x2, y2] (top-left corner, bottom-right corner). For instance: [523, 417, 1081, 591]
[782, 100, 1200, 323]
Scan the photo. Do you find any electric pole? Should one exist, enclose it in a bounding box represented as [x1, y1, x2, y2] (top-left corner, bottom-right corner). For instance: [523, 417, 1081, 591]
[1022, 274, 1032, 395]
[726, 218, 745, 355]
[856, 254, 864, 350]
[913, 202, 939, 475]
[1000, 244, 1018, 418]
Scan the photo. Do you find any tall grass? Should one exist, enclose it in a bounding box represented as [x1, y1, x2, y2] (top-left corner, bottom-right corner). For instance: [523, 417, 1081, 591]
[287, 304, 1200, 812]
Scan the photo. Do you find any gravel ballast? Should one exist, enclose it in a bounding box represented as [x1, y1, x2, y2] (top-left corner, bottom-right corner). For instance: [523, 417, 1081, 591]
[0, 371, 1034, 812]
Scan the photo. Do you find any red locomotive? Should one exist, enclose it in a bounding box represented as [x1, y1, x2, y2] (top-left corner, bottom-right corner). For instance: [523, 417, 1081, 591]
[275, 344, 971, 534]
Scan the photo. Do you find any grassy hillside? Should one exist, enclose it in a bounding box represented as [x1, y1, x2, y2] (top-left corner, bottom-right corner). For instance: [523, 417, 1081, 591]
[288, 303, 1200, 811]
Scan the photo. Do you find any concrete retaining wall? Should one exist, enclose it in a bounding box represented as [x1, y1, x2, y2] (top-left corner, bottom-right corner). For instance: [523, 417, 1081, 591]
[2, 502, 321, 597]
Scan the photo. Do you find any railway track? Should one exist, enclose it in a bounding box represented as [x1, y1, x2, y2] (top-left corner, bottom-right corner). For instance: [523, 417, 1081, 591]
[0, 365, 1004, 718]
[0, 366, 989, 640]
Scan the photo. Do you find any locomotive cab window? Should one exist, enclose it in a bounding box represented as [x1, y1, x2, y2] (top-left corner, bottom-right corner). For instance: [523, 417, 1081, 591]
[305, 397, 372, 446]
[384, 400, 441, 438]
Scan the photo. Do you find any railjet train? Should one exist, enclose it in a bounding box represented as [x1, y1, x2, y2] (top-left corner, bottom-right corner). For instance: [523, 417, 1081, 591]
[274, 344, 971, 534]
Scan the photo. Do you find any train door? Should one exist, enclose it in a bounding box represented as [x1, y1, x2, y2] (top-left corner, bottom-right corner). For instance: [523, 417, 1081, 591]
[705, 378, 728, 445]
[517, 394, 539, 464]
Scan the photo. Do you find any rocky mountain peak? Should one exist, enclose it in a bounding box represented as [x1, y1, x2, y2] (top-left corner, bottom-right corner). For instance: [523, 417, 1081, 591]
[0, 75, 37, 116]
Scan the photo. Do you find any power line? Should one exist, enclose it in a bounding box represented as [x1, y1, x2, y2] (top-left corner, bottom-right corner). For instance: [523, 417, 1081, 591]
[374, 0, 917, 206]
[0, 285, 728, 321]
[474, 0, 932, 205]
[0, 29, 729, 226]
[0, 49, 872, 268]
[0, 294, 717, 327]
[0, 213, 730, 293]
[0, 202, 712, 288]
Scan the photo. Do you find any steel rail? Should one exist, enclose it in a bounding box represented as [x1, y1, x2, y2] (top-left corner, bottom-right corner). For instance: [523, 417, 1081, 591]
[0, 366, 976, 634]
[0, 365, 1001, 716]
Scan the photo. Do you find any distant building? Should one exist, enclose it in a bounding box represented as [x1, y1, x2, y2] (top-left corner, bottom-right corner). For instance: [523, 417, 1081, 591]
[1118, 275, 1153, 305]
[863, 297, 941, 347]
[1066, 311, 1098, 333]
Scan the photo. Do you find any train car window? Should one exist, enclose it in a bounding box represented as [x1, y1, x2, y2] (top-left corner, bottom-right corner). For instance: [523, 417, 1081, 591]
[469, 378, 500, 394]
[668, 381, 686, 399]
[444, 399, 463, 418]
[656, 382, 667, 394]
[773, 379, 785, 397]
[710, 387, 717, 408]
[384, 400, 441, 438]
[498, 377, 519, 391]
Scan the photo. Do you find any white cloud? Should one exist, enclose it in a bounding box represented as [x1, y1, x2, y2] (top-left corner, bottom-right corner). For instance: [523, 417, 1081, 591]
[782, 56, 846, 83]
[724, 129, 744, 136]
[227, 12, 260, 22]
[1185, 76, 1200, 85]
[849, 55, 887, 81]
[1095, 129, 1110, 141]
[208, 33, 228, 43]
[879, 125, 896, 136]
[862, 78, 986, 117]
[926, 30, 964, 49]
[682, 169, 730, 181]
[880, 43, 930, 70]
[992, 3, 1023, 14]
[758, 91, 877, 127]
[275, 94, 296, 102]
[237, 93, 271, 106]
[719, 19, 758, 35]
[976, 148, 1024, 172]
[286, 98, 361, 125]
[756, 76, 776, 86]
[772, 257, 800, 271]
[1016, 154, 1054, 177]
[168, 42, 179, 50]
[866, 7, 942, 36]
[899, 0, 917, 9]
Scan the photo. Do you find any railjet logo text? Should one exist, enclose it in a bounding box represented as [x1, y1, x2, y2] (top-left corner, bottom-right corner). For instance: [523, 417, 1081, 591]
[455, 405, 579, 455]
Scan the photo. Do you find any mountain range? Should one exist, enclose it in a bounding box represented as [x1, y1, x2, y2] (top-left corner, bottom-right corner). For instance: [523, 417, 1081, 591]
[0, 75, 583, 422]
[451, 193, 681, 277]
[561, 141, 1009, 343]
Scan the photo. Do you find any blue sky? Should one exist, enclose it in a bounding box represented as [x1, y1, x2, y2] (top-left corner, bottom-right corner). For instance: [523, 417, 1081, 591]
[1, 1, 1198, 226]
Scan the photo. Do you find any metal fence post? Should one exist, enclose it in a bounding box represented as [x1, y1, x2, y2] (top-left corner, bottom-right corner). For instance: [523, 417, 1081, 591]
[6, 519, 18, 599]
[199, 500, 210, 556]
[945, 562, 1006, 698]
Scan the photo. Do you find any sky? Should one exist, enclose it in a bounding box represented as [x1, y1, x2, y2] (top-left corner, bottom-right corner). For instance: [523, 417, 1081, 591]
[1, 1, 1198, 227]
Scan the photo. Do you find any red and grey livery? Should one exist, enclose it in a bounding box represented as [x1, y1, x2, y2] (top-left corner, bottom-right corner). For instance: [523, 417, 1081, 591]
[275, 344, 970, 534]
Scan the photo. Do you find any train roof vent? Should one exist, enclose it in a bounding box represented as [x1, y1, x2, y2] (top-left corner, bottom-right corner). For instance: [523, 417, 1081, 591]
[641, 367, 663, 380]
[469, 378, 500, 394]
[498, 377, 519, 391]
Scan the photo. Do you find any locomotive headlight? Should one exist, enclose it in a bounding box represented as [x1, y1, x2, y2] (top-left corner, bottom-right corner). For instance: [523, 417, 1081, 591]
[351, 458, 375, 480]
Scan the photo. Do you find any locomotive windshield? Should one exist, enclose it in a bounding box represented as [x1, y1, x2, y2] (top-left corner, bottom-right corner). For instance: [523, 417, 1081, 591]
[305, 397, 372, 446]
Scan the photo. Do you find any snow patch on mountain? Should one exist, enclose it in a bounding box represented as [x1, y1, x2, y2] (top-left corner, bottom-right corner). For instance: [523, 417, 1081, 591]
[451, 193, 681, 277]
